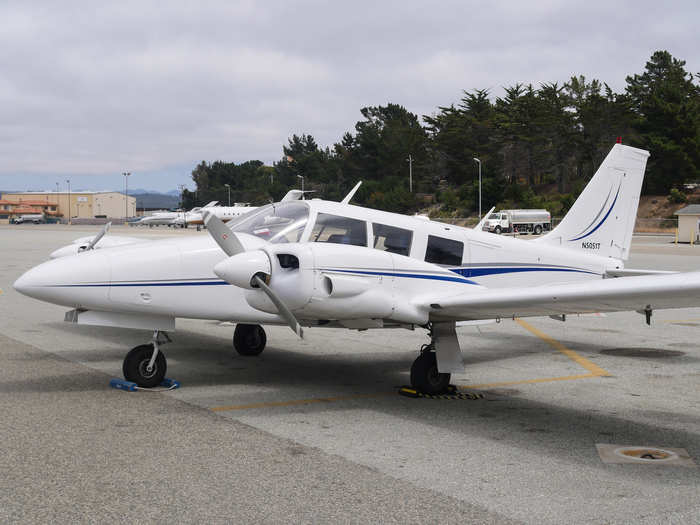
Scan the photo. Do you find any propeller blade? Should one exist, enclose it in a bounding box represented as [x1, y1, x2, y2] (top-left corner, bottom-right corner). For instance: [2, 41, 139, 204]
[81, 222, 111, 252]
[252, 275, 304, 339]
[203, 210, 245, 257]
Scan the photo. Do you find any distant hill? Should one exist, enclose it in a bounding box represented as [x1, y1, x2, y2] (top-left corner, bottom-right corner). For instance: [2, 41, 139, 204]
[132, 192, 180, 210]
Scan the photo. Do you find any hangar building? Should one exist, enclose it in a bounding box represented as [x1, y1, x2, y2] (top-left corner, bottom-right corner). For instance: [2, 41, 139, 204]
[0, 191, 136, 221]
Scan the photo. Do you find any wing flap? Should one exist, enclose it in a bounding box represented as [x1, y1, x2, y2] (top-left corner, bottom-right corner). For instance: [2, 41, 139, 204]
[427, 272, 700, 321]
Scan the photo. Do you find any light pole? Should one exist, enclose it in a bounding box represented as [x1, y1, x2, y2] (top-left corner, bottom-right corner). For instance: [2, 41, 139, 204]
[406, 154, 413, 192]
[122, 172, 131, 219]
[473, 158, 482, 220]
[297, 175, 304, 198]
[224, 183, 231, 206]
[178, 184, 186, 228]
[66, 179, 71, 224]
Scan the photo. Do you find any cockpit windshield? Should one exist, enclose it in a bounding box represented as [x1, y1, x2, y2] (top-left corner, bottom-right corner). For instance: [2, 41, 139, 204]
[227, 201, 309, 243]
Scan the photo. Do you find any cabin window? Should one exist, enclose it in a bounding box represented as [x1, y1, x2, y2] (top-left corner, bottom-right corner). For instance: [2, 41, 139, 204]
[425, 235, 463, 266]
[372, 223, 412, 256]
[228, 201, 309, 244]
[311, 213, 367, 246]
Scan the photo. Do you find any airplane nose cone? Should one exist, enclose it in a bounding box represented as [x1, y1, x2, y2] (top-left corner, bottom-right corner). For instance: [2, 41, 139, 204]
[12, 269, 34, 295]
[13, 252, 111, 307]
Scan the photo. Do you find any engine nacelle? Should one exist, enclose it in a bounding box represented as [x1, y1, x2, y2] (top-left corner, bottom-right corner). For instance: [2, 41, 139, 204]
[241, 242, 465, 326]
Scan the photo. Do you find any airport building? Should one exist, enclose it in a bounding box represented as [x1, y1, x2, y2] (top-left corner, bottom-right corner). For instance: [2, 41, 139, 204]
[0, 191, 136, 221]
[674, 204, 700, 243]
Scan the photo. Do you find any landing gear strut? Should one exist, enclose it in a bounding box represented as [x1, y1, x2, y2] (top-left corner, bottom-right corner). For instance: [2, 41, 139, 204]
[233, 324, 267, 356]
[410, 325, 451, 394]
[123, 330, 170, 387]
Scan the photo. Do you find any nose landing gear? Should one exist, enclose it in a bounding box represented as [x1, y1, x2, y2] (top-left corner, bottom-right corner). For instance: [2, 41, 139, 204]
[123, 330, 170, 387]
[233, 324, 267, 356]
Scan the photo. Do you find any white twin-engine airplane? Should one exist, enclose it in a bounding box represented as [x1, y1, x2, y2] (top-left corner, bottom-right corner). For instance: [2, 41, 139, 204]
[13, 144, 700, 393]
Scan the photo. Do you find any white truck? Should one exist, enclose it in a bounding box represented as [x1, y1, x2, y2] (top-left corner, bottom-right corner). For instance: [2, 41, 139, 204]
[482, 209, 551, 235]
[14, 214, 45, 224]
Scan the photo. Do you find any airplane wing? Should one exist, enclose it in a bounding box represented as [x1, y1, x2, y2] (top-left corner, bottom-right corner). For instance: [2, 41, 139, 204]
[425, 272, 700, 321]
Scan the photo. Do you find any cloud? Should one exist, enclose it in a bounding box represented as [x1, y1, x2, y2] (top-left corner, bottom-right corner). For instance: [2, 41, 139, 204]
[0, 0, 698, 190]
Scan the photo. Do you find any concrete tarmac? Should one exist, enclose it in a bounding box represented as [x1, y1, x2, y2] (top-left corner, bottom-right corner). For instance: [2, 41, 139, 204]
[1, 224, 699, 524]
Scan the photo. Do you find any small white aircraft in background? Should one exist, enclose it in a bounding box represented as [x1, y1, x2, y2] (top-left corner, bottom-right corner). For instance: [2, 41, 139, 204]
[134, 201, 220, 227]
[15, 144, 700, 393]
[170, 202, 256, 227]
[169, 189, 312, 226]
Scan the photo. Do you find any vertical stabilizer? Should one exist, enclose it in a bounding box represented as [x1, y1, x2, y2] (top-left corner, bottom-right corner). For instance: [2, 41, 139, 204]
[534, 144, 649, 260]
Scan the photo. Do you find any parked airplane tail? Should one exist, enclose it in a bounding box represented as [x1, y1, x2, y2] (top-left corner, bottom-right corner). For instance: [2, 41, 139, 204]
[534, 144, 650, 261]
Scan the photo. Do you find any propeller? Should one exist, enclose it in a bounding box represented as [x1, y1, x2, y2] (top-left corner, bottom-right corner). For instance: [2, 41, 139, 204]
[203, 210, 304, 338]
[203, 210, 244, 256]
[79, 222, 111, 252]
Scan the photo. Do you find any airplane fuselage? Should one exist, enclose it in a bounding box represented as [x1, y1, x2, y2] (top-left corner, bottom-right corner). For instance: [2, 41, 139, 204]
[15, 199, 619, 327]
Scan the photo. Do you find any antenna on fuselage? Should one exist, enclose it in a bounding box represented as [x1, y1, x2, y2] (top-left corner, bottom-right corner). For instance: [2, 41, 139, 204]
[340, 181, 362, 205]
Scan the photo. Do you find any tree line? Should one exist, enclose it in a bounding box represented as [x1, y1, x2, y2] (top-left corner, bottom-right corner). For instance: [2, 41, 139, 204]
[182, 50, 700, 217]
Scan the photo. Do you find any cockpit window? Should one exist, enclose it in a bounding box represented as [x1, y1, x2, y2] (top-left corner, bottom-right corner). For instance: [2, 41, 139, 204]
[227, 202, 309, 243]
[373, 223, 412, 256]
[311, 213, 367, 246]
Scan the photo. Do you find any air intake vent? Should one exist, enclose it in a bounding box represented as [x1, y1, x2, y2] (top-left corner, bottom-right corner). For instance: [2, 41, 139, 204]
[277, 254, 299, 269]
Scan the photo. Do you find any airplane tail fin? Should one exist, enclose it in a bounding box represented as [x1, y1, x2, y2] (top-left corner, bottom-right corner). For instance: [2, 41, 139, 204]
[534, 144, 650, 261]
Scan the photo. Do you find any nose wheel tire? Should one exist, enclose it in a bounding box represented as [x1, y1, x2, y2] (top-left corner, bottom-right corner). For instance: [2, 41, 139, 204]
[123, 344, 167, 388]
[233, 324, 267, 356]
[410, 351, 451, 394]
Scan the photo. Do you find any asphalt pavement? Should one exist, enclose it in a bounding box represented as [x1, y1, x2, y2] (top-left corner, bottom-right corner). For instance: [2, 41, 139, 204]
[1, 224, 698, 524]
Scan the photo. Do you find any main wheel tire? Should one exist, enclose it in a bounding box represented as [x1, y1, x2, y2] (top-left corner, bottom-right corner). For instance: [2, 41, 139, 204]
[233, 324, 267, 356]
[123, 344, 166, 388]
[494, 225, 502, 234]
[410, 352, 451, 394]
[534, 225, 542, 235]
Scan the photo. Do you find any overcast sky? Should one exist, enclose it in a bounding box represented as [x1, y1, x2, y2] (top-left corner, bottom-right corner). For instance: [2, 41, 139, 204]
[1, 1, 698, 192]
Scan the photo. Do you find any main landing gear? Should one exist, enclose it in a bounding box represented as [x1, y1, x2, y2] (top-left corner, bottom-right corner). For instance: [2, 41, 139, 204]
[410, 322, 462, 394]
[410, 344, 451, 395]
[123, 331, 170, 388]
[233, 324, 267, 356]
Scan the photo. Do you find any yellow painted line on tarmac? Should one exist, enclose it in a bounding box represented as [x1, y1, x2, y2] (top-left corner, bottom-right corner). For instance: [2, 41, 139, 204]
[515, 318, 611, 377]
[458, 373, 598, 390]
[210, 392, 392, 412]
[660, 318, 700, 323]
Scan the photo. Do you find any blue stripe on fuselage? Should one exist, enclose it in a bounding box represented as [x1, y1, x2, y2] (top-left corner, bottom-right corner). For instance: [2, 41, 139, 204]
[47, 266, 598, 288]
[451, 267, 599, 278]
[324, 268, 477, 285]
